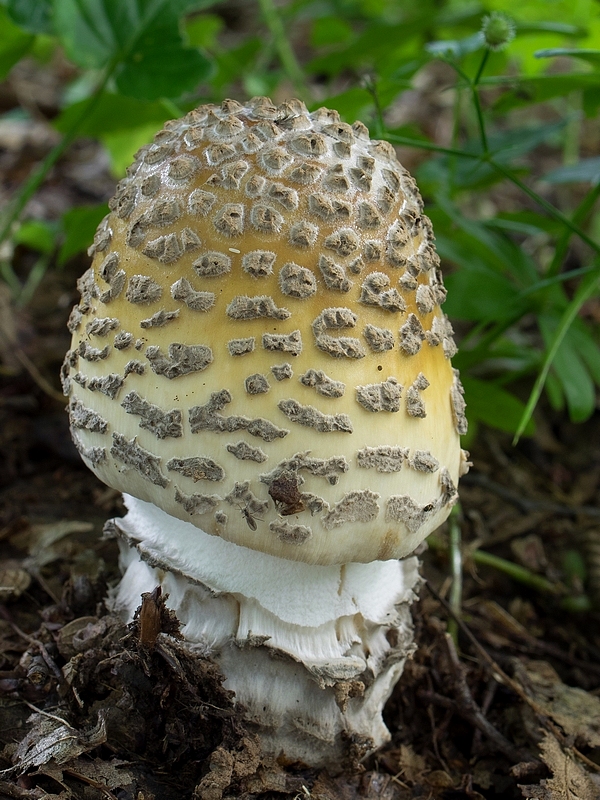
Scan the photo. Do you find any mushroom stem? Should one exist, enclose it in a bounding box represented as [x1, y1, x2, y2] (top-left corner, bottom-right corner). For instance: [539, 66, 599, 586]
[110, 494, 420, 768]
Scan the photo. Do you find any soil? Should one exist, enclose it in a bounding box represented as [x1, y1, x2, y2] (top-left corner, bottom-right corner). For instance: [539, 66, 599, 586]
[1, 54, 600, 800]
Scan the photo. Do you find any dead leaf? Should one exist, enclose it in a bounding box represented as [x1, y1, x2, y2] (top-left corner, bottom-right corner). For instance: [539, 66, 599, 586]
[519, 733, 598, 800]
[482, 600, 532, 642]
[38, 756, 134, 792]
[71, 757, 133, 790]
[514, 661, 600, 748]
[427, 770, 455, 789]
[12, 521, 94, 569]
[12, 712, 106, 773]
[55, 617, 99, 660]
[0, 562, 31, 602]
[397, 744, 427, 782]
[511, 534, 548, 572]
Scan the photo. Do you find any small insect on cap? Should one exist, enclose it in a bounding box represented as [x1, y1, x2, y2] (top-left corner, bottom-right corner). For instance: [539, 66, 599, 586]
[63, 97, 469, 566]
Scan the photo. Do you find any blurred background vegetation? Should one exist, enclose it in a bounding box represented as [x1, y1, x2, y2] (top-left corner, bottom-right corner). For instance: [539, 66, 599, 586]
[0, 0, 599, 442]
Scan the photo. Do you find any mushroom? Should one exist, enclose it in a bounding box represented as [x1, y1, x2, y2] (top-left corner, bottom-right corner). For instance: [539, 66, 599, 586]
[63, 97, 470, 768]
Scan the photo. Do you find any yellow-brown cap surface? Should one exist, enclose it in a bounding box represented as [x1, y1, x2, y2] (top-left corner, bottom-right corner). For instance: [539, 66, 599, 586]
[63, 97, 468, 565]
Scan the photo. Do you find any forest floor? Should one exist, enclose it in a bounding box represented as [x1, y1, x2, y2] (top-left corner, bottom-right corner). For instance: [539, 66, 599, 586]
[1, 55, 600, 800]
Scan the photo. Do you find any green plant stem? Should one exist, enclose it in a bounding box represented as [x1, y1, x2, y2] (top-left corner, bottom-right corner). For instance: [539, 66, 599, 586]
[0, 62, 116, 251]
[447, 505, 463, 645]
[514, 266, 600, 443]
[0, 261, 21, 294]
[161, 98, 184, 120]
[387, 131, 598, 258]
[472, 550, 565, 595]
[471, 49, 490, 153]
[445, 57, 489, 152]
[473, 48, 490, 87]
[457, 310, 525, 366]
[466, 47, 584, 255]
[391, 49, 600, 258]
[384, 134, 481, 159]
[490, 160, 600, 255]
[449, 78, 463, 191]
[459, 263, 597, 358]
[363, 77, 385, 138]
[547, 181, 600, 276]
[257, 0, 308, 101]
[521, 263, 597, 294]
[17, 254, 50, 308]
[428, 535, 565, 596]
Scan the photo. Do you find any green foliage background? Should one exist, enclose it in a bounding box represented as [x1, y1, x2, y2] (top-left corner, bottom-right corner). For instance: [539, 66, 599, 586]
[1, 0, 600, 441]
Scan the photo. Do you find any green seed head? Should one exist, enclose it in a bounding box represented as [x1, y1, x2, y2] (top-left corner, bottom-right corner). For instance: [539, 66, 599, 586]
[481, 11, 516, 51]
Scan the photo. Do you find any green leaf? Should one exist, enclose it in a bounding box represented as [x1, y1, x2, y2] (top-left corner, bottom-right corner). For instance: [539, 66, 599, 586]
[184, 13, 223, 48]
[101, 122, 164, 175]
[52, 0, 131, 69]
[535, 48, 600, 67]
[307, 17, 430, 78]
[562, 549, 587, 584]
[310, 16, 353, 48]
[567, 322, 600, 387]
[517, 22, 586, 36]
[314, 87, 375, 124]
[416, 121, 567, 193]
[434, 196, 539, 284]
[52, 0, 214, 100]
[433, 4, 482, 28]
[454, 331, 540, 375]
[583, 87, 600, 118]
[14, 219, 56, 254]
[116, 15, 212, 99]
[491, 120, 566, 161]
[58, 204, 108, 265]
[543, 158, 600, 185]
[0, 6, 33, 79]
[487, 210, 564, 237]
[211, 36, 261, 91]
[6, 0, 53, 34]
[54, 92, 175, 136]
[514, 269, 600, 441]
[488, 73, 600, 113]
[540, 317, 596, 423]
[442, 260, 523, 322]
[461, 376, 535, 436]
[545, 370, 564, 411]
[559, 353, 595, 422]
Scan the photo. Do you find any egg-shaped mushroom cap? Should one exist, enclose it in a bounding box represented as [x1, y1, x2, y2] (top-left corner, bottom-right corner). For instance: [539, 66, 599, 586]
[63, 97, 468, 566]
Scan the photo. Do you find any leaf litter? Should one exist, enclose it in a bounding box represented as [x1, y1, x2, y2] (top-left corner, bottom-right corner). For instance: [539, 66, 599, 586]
[518, 733, 600, 800]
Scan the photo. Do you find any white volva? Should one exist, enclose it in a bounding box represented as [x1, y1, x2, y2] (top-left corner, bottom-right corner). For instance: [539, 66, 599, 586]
[112, 495, 419, 766]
